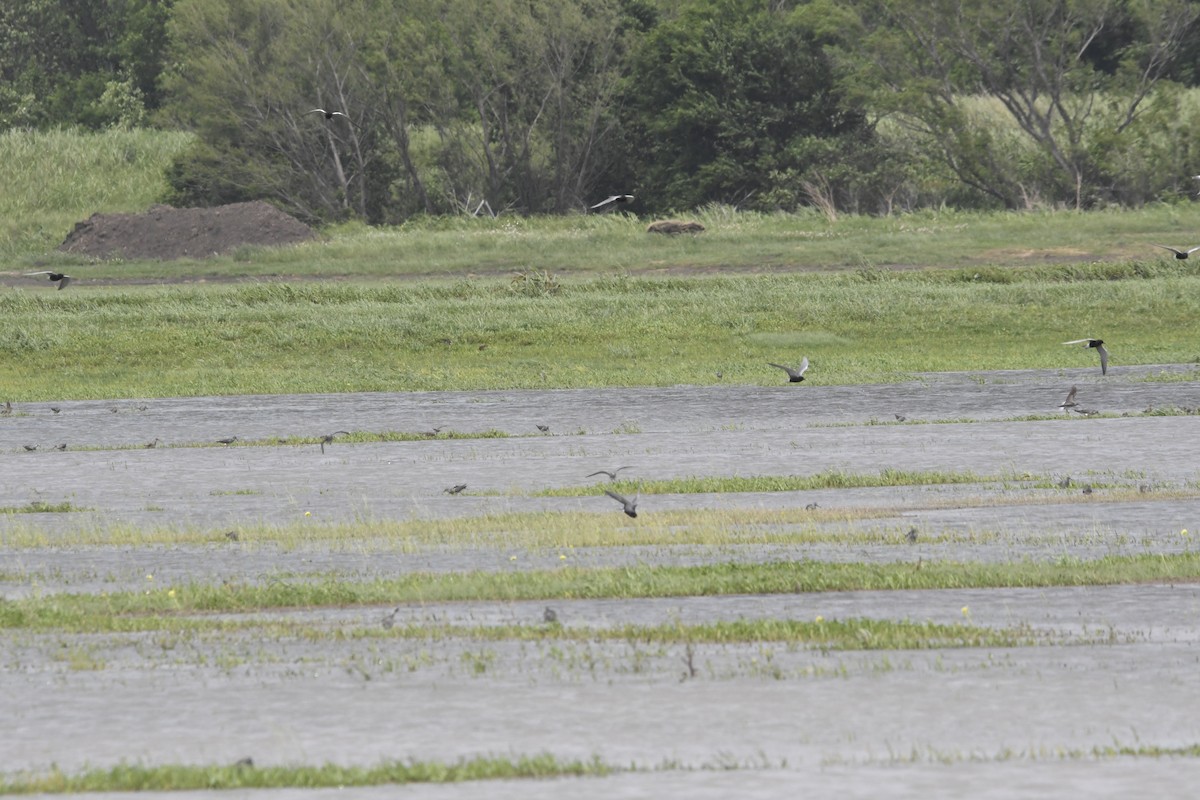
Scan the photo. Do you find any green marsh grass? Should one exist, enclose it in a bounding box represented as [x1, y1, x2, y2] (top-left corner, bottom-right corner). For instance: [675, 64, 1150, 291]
[1, 266, 1199, 398]
[4, 553, 1199, 633]
[0, 754, 612, 794]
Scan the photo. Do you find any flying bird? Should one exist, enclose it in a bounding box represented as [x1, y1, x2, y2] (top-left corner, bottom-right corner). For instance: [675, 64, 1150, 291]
[1063, 339, 1108, 375]
[1058, 385, 1078, 411]
[25, 271, 71, 289]
[589, 194, 634, 212]
[319, 430, 350, 453]
[1151, 244, 1200, 259]
[604, 488, 639, 518]
[444, 483, 467, 495]
[586, 466, 633, 481]
[767, 356, 809, 383]
[308, 108, 351, 122]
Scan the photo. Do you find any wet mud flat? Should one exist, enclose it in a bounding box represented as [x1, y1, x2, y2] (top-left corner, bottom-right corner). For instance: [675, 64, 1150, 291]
[2, 365, 1200, 797]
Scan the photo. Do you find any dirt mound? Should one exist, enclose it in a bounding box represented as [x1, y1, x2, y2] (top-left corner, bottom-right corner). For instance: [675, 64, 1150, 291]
[58, 201, 318, 261]
[647, 219, 705, 235]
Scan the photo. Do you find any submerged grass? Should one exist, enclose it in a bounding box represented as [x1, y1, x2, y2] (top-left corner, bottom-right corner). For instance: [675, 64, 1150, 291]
[0, 753, 612, 794]
[3, 553, 1198, 632]
[540, 468, 1000, 496]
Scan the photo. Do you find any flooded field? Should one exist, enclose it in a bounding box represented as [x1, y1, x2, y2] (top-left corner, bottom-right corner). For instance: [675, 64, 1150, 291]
[2, 364, 1199, 797]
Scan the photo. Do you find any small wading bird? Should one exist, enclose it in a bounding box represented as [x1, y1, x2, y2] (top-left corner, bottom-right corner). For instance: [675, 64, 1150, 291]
[586, 466, 633, 481]
[604, 488, 639, 518]
[444, 483, 467, 495]
[905, 527, 919, 543]
[382, 607, 399, 629]
[543, 606, 558, 624]
[1151, 244, 1200, 259]
[768, 356, 810, 383]
[319, 430, 350, 453]
[536, 424, 550, 433]
[145, 438, 159, 448]
[216, 436, 239, 446]
[589, 194, 634, 212]
[1058, 385, 1078, 412]
[25, 271, 71, 289]
[1063, 338, 1108, 375]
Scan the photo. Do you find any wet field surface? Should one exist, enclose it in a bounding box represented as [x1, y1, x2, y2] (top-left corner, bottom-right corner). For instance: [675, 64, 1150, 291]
[2, 364, 1200, 797]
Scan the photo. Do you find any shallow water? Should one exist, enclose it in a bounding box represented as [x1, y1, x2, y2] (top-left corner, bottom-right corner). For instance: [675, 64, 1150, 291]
[3, 367, 1200, 796]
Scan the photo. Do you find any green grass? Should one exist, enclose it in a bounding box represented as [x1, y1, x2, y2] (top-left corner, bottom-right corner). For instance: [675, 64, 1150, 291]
[1, 264, 1198, 399]
[4, 553, 1198, 633]
[0, 754, 612, 794]
[0, 127, 194, 260]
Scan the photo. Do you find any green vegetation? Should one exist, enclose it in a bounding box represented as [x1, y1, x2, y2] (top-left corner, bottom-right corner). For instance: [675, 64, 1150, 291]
[0, 753, 613, 794]
[1, 260, 1198, 399]
[4, 553, 1199, 633]
[0, 127, 194, 259]
[0, 501, 84, 514]
[540, 468, 999, 497]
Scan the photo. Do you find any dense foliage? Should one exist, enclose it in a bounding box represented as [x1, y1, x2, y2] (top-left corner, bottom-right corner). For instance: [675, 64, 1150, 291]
[5, 0, 1200, 218]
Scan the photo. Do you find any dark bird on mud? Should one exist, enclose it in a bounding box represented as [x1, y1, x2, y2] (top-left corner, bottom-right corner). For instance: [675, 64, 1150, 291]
[604, 488, 639, 518]
[805, 502, 820, 511]
[543, 606, 558, 624]
[424, 427, 444, 437]
[444, 483, 467, 495]
[768, 356, 809, 383]
[586, 466, 633, 481]
[319, 430, 350, 453]
[224, 530, 239, 542]
[1063, 338, 1108, 375]
[24, 271, 71, 289]
[589, 194, 634, 212]
[145, 438, 159, 448]
[50, 407, 60, 414]
[382, 607, 399, 629]
[905, 527, 919, 543]
[1058, 385, 1078, 411]
[894, 414, 907, 422]
[1, 401, 10, 415]
[1151, 244, 1200, 259]
[233, 757, 254, 768]
[536, 424, 550, 433]
[308, 107, 351, 122]
[1057, 476, 1072, 489]
[22, 445, 36, 451]
[216, 436, 239, 446]
[1073, 407, 1100, 416]
[54, 443, 67, 451]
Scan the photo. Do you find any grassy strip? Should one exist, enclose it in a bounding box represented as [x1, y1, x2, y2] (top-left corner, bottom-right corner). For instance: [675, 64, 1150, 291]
[0, 267, 1199, 399]
[0, 753, 611, 794]
[540, 468, 1003, 496]
[3, 553, 1198, 632]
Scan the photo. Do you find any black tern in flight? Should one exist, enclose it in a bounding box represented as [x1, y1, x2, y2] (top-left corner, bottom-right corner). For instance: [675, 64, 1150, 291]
[586, 466, 633, 481]
[604, 489, 639, 518]
[1151, 244, 1200, 259]
[1063, 339, 1108, 375]
[319, 431, 350, 453]
[1058, 385, 1078, 411]
[444, 483, 467, 495]
[309, 108, 351, 121]
[589, 194, 634, 211]
[25, 271, 72, 289]
[768, 356, 809, 383]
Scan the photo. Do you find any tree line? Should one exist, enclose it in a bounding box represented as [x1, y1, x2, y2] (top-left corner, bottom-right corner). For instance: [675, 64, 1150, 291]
[4, 0, 1200, 221]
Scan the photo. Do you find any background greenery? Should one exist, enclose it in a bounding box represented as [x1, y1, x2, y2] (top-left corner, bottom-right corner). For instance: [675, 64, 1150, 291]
[5, 0, 1200, 222]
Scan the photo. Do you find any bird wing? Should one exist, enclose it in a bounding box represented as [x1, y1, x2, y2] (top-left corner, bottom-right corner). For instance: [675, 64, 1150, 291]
[796, 356, 809, 376]
[1097, 344, 1108, 375]
[23, 271, 53, 276]
[1064, 386, 1077, 403]
[767, 362, 798, 377]
[57, 276, 71, 289]
[1062, 338, 1094, 345]
[1151, 244, 1183, 255]
[1188, 247, 1200, 254]
[307, 108, 326, 114]
[604, 489, 630, 505]
[585, 470, 611, 478]
[589, 196, 618, 210]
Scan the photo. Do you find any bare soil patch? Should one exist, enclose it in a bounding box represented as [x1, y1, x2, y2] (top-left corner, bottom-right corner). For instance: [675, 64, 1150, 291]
[57, 201, 318, 261]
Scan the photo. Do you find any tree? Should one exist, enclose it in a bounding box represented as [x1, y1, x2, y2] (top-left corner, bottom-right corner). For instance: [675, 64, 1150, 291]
[852, 0, 1199, 209]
